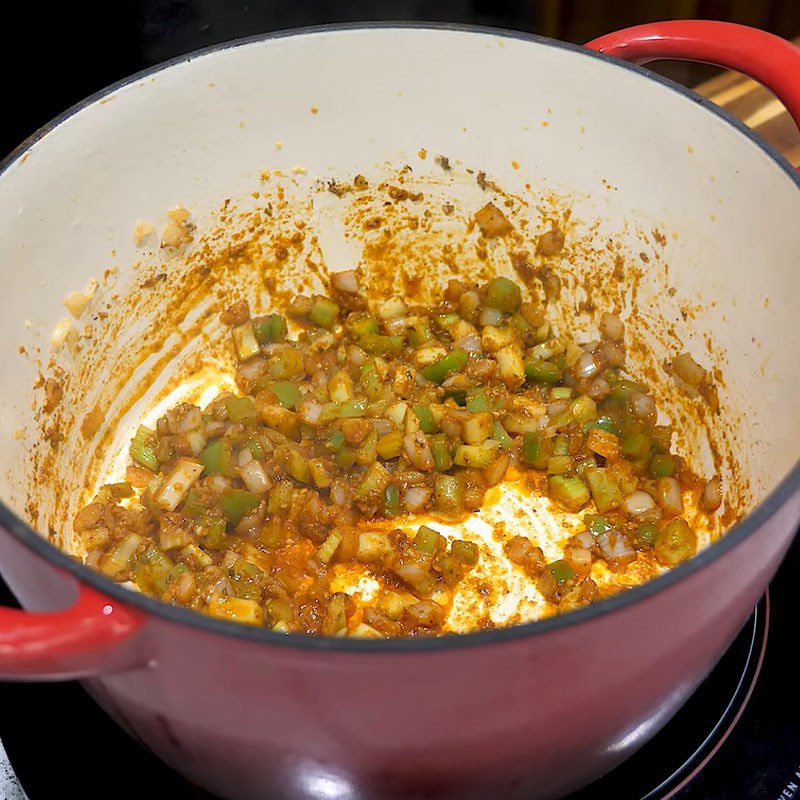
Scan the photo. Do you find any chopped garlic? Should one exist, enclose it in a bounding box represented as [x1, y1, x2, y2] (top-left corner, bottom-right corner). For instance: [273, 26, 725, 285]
[63, 291, 91, 319]
[50, 317, 72, 350]
[166, 204, 191, 224]
[133, 221, 155, 247]
[160, 219, 190, 249]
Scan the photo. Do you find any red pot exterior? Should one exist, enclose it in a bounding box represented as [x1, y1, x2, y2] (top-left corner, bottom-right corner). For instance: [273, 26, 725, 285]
[1, 486, 797, 800]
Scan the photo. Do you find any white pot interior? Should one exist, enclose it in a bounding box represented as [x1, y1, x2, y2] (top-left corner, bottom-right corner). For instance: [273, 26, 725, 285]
[1, 27, 799, 626]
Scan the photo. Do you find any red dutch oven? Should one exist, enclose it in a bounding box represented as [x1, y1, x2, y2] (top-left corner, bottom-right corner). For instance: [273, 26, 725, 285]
[1, 20, 799, 800]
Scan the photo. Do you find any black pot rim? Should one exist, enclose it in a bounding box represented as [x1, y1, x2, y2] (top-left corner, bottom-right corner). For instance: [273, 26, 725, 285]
[1, 21, 798, 654]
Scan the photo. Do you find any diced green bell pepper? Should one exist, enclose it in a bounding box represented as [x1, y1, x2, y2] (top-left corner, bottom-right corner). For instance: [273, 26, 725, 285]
[359, 333, 404, 356]
[359, 360, 382, 401]
[413, 405, 437, 433]
[635, 521, 658, 548]
[547, 559, 576, 585]
[491, 420, 513, 449]
[548, 475, 590, 511]
[486, 277, 522, 313]
[384, 484, 400, 517]
[200, 439, 236, 478]
[253, 313, 287, 344]
[586, 515, 613, 536]
[525, 358, 562, 384]
[202, 516, 229, 550]
[650, 454, 675, 478]
[309, 297, 340, 328]
[584, 467, 623, 513]
[465, 389, 491, 413]
[421, 348, 468, 383]
[430, 434, 453, 471]
[434, 474, 465, 514]
[225, 396, 257, 422]
[621, 431, 651, 459]
[220, 489, 260, 525]
[415, 525, 445, 554]
[270, 381, 302, 410]
[451, 539, 479, 565]
[522, 433, 552, 470]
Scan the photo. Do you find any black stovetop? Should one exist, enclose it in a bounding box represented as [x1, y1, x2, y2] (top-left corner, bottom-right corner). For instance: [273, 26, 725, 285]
[1, 533, 798, 799]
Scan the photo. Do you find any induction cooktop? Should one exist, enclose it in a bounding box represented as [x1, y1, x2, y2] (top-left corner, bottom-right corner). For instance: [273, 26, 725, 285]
[1, 533, 798, 800]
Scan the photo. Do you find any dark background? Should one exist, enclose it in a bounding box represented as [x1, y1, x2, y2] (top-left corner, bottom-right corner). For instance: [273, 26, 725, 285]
[3, 0, 800, 160]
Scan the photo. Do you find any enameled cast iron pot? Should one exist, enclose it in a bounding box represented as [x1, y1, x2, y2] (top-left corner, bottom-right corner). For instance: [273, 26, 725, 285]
[1, 20, 799, 800]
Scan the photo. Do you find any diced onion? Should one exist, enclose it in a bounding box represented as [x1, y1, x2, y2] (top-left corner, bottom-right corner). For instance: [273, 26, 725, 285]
[238, 357, 267, 381]
[574, 351, 599, 380]
[479, 307, 504, 327]
[357, 531, 392, 561]
[378, 297, 407, 319]
[599, 312, 624, 341]
[403, 486, 431, 512]
[208, 474, 232, 493]
[702, 476, 722, 512]
[404, 432, 434, 470]
[454, 332, 482, 353]
[546, 400, 569, 418]
[317, 532, 342, 564]
[596, 531, 635, 563]
[587, 378, 610, 401]
[572, 530, 594, 548]
[384, 316, 410, 335]
[240, 459, 271, 495]
[154, 459, 204, 511]
[504, 413, 543, 434]
[99, 534, 141, 577]
[298, 399, 323, 425]
[672, 352, 707, 387]
[205, 420, 227, 438]
[624, 491, 657, 517]
[483, 453, 510, 486]
[331, 269, 360, 293]
[347, 344, 367, 367]
[567, 547, 593, 573]
[657, 477, 684, 517]
[348, 623, 384, 639]
[599, 340, 626, 368]
[629, 392, 656, 421]
[187, 431, 206, 456]
[331, 483, 347, 506]
[169, 405, 202, 433]
[386, 402, 409, 428]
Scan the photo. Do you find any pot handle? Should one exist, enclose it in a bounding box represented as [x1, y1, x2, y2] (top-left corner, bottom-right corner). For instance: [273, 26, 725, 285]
[586, 20, 800, 131]
[0, 582, 144, 680]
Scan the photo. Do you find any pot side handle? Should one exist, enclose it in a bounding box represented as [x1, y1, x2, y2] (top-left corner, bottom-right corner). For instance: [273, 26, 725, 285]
[586, 20, 800, 134]
[0, 582, 144, 680]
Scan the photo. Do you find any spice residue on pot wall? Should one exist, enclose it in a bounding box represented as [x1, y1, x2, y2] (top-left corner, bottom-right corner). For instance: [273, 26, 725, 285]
[17, 158, 748, 630]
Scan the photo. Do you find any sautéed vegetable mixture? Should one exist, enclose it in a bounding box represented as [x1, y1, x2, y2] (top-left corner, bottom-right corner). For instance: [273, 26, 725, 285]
[73, 204, 722, 637]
